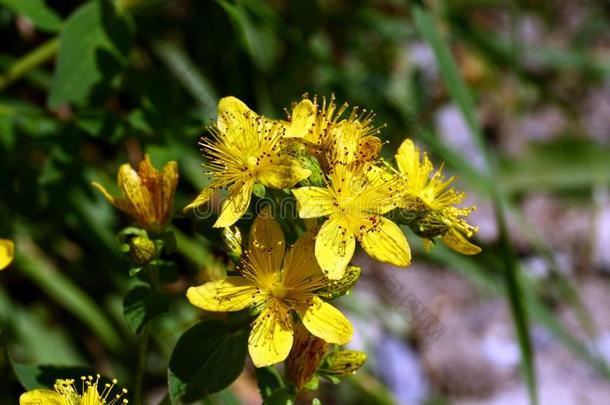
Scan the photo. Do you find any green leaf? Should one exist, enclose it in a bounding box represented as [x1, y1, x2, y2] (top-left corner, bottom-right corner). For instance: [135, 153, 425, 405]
[255, 366, 284, 401]
[263, 387, 294, 405]
[123, 285, 169, 334]
[168, 320, 248, 404]
[48, 0, 132, 108]
[0, 0, 62, 32]
[11, 360, 96, 390]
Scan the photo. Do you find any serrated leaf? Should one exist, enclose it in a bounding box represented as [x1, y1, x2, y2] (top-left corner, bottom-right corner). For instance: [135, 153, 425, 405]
[168, 320, 248, 404]
[123, 285, 169, 333]
[0, 0, 62, 32]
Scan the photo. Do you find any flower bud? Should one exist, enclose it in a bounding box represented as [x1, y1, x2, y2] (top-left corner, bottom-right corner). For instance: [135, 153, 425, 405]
[409, 210, 450, 238]
[320, 265, 361, 299]
[320, 350, 367, 376]
[128, 235, 156, 265]
[286, 324, 329, 390]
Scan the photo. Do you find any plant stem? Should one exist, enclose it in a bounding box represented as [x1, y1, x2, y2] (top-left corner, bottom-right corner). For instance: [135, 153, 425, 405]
[134, 324, 151, 405]
[0, 37, 59, 90]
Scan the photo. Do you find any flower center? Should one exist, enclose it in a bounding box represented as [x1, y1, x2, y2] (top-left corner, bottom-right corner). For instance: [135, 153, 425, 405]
[246, 155, 258, 171]
[270, 282, 288, 299]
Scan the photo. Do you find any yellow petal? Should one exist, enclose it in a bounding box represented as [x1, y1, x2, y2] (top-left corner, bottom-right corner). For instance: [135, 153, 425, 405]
[20, 389, 68, 405]
[359, 216, 411, 267]
[183, 184, 216, 212]
[441, 227, 481, 255]
[187, 277, 258, 312]
[160, 160, 179, 223]
[91, 181, 134, 215]
[328, 121, 362, 164]
[358, 136, 382, 163]
[395, 138, 417, 174]
[248, 303, 294, 367]
[256, 156, 311, 190]
[292, 187, 335, 218]
[118, 163, 155, 225]
[285, 99, 317, 139]
[315, 216, 355, 280]
[217, 96, 256, 133]
[395, 138, 434, 195]
[248, 206, 285, 272]
[0, 239, 14, 270]
[301, 296, 353, 345]
[214, 178, 254, 228]
[283, 229, 320, 283]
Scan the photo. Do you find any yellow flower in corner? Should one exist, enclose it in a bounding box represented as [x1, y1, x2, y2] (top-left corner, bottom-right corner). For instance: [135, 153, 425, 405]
[184, 96, 311, 228]
[292, 164, 411, 280]
[0, 239, 14, 270]
[20, 374, 128, 405]
[395, 139, 480, 255]
[187, 208, 353, 367]
[92, 155, 178, 233]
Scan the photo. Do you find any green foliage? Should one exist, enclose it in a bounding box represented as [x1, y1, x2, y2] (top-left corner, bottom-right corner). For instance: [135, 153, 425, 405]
[168, 320, 248, 403]
[123, 285, 169, 334]
[11, 360, 97, 391]
[0, 0, 62, 32]
[2, 0, 610, 404]
[49, 0, 132, 108]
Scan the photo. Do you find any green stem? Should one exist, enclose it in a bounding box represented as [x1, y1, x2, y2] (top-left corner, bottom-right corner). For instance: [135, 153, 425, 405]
[134, 324, 151, 405]
[0, 37, 59, 90]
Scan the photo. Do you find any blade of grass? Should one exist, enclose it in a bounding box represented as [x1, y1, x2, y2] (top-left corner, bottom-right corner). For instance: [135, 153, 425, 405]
[412, 5, 538, 404]
[14, 230, 122, 352]
[153, 40, 218, 122]
[422, 241, 610, 378]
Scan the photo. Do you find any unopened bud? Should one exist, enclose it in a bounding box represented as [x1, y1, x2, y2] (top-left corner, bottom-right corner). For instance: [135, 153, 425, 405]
[320, 350, 366, 376]
[392, 196, 429, 226]
[128, 236, 156, 265]
[286, 324, 329, 390]
[320, 265, 361, 299]
[409, 210, 450, 238]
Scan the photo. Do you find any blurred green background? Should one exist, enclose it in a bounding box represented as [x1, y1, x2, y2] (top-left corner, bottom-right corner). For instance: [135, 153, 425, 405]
[1, 0, 610, 404]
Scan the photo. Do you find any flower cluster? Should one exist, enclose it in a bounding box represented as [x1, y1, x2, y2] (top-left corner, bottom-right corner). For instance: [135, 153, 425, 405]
[186, 95, 480, 370]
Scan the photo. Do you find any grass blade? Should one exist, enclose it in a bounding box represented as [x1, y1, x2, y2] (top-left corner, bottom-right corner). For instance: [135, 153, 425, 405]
[14, 231, 122, 352]
[412, 5, 538, 404]
[153, 40, 218, 121]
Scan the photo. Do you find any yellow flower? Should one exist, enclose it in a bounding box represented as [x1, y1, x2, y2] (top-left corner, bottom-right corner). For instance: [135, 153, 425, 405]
[292, 163, 411, 280]
[186, 208, 353, 367]
[92, 155, 178, 233]
[20, 374, 128, 405]
[0, 239, 14, 270]
[282, 95, 382, 172]
[395, 139, 480, 255]
[184, 96, 311, 228]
